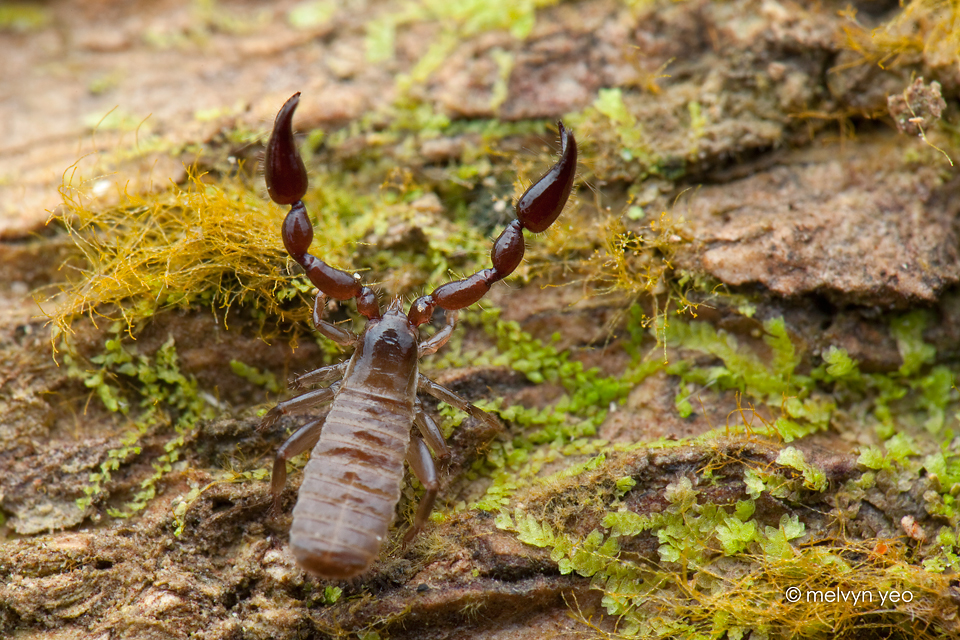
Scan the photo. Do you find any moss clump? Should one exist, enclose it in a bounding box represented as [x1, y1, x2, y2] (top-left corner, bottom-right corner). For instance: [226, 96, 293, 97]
[427, 290, 959, 637]
[840, 0, 960, 75]
[229, 359, 281, 394]
[0, 3, 50, 32]
[52, 164, 313, 341]
[366, 0, 561, 65]
[495, 445, 958, 639]
[422, 305, 666, 514]
[66, 331, 214, 517]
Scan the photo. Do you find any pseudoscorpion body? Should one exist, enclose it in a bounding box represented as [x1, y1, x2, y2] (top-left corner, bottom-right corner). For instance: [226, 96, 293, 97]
[260, 93, 577, 579]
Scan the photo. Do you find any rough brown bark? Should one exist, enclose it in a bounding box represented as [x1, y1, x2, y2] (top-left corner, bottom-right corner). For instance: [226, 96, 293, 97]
[2, 0, 959, 638]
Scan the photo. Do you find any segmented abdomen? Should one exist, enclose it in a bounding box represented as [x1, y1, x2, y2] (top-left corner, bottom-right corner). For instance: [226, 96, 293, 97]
[289, 386, 414, 579]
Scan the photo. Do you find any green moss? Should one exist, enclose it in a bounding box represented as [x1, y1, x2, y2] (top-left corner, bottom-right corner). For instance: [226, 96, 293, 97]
[443, 300, 959, 545]
[857, 446, 887, 471]
[321, 585, 343, 605]
[171, 465, 272, 536]
[433, 307, 650, 441]
[666, 318, 793, 400]
[494, 444, 957, 639]
[286, 0, 337, 29]
[815, 345, 861, 383]
[66, 331, 214, 517]
[365, 0, 556, 65]
[687, 101, 707, 155]
[489, 48, 515, 113]
[661, 315, 834, 442]
[891, 310, 937, 376]
[775, 447, 826, 492]
[592, 88, 658, 167]
[457, 290, 959, 637]
[229, 360, 281, 394]
[0, 3, 50, 32]
[657, 308, 959, 449]
[427, 304, 679, 515]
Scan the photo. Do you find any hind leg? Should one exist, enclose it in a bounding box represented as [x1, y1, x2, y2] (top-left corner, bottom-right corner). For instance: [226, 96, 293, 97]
[269, 416, 325, 513]
[414, 399, 451, 466]
[403, 434, 439, 546]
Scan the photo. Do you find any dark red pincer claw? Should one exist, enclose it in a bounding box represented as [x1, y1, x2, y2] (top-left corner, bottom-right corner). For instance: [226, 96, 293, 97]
[265, 92, 309, 205]
[515, 121, 577, 233]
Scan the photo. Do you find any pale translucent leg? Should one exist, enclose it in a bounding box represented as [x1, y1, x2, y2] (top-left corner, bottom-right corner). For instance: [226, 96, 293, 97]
[417, 375, 501, 431]
[292, 361, 348, 389]
[402, 434, 439, 546]
[414, 399, 451, 464]
[259, 383, 339, 429]
[269, 417, 325, 513]
[418, 310, 459, 357]
[313, 294, 357, 346]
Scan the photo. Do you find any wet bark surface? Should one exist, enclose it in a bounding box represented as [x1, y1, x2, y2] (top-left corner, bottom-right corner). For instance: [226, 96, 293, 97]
[2, 0, 960, 638]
